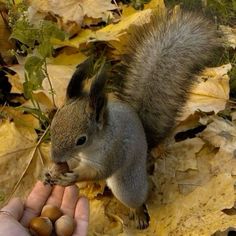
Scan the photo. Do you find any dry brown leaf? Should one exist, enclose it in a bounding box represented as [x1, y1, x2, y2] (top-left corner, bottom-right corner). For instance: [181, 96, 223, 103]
[27, 5, 48, 26]
[48, 51, 87, 65]
[199, 115, 236, 151]
[0, 106, 40, 130]
[181, 64, 231, 121]
[176, 144, 217, 195]
[7, 73, 24, 94]
[173, 137, 204, 172]
[199, 115, 236, 176]
[29, 0, 84, 25]
[151, 174, 236, 236]
[220, 25, 236, 49]
[96, 8, 154, 42]
[55, 1, 164, 49]
[55, 8, 153, 48]
[0, 120, 51, 207]
[42, 64, 76, 107]
[0, 11, 15, 64]
[82, 0, 117, 20]
[23, 90, 55, 112]
[100, 176, 236, 236]
[29, 0, 116, 25]
[88, 197, 124, 236]
[78, 181, 106, 199]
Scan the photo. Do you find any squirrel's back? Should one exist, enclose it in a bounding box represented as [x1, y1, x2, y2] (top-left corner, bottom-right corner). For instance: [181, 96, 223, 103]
[120, 11, 218, 147]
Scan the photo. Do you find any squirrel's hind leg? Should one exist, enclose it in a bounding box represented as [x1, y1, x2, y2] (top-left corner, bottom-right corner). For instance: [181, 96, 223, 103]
[106, 167, 150, 229]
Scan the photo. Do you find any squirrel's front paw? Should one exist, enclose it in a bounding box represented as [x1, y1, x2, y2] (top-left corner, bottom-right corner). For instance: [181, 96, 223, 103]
[44, 171, 78, 186]
[43, 162, 78, 186]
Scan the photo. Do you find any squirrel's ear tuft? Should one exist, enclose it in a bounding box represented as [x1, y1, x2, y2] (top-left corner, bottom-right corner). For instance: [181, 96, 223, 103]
[89, 62, 107, 128]
[66, 57, 93, 99]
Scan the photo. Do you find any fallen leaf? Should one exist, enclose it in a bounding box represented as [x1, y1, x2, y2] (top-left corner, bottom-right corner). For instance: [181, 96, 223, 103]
[82, 0, 117, 21]
[42, 64, 76, 107]
[78, 181, 106, 199]
[88, 197, 124, 235]
[220, 25, 236, 49]
[10, 63, 76, 108]
[55, 6, 164, 48]
[199, 115, 236, 151]
[29, 0, 116, 25]
[144, 0, 165, 9]
[0, 10, 15, 64]
[7, 73, 24, 94]
[48, 51, 87, 65]
[23, 90, 55, 112]
[151, 174, 236, 236]
[96, 8, 153, 42]
[181, 64, 231, 120]
[0, 106, 40, 130]
[0, 120, 50, 206]
[173, 137, 204, 172]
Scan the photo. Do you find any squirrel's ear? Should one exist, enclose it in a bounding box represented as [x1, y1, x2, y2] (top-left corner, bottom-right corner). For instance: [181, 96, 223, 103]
[89, 63, 107, 128]
[66, 57, 93, 99]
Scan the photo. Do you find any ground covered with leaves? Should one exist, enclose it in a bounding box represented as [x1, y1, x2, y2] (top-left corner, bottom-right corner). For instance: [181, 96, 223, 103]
[0, 0, 236, 235]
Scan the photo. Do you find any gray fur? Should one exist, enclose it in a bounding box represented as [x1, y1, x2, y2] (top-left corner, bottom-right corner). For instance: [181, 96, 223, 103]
[121, 11, 218, 147]
[51, 99, 148, 209]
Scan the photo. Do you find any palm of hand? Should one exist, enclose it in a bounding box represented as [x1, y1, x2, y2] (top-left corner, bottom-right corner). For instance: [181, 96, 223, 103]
[0, 181, 88, 236]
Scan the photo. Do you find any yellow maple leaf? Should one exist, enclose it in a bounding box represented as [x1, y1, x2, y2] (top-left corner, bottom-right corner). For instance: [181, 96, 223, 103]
[0, 120, 51, 207]
[181, 64, 231, 121]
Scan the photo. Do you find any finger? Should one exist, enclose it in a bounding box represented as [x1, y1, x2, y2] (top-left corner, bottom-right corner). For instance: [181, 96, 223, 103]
[0, 197, 24, 221]
[20, 181, 52, 226]
[60, 185, 79, 217]
[73, 197, 89, 236]
[46, 185, 65, 207]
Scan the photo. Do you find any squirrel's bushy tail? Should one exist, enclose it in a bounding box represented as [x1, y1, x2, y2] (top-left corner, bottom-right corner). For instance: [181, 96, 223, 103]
[120, 11, 218, 148]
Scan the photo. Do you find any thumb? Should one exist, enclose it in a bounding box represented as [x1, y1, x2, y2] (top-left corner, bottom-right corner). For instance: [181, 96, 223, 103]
[0, 198, 24, 221]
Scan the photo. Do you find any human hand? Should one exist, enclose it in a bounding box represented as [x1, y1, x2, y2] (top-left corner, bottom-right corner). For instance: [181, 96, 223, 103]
[0, 181, 89, 236]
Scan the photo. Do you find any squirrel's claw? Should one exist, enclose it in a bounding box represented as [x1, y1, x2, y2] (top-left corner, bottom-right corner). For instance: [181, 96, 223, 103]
[54, 172, 78, 186]
[43, 171, 78, 187]
[129, 205, 150, 230]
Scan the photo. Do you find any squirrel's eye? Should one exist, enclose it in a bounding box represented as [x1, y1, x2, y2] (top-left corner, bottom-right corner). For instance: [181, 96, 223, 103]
[76, 136, 87, 146]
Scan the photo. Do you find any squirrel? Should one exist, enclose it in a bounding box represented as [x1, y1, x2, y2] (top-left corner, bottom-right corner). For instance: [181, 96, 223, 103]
[45, 10, 218, 229]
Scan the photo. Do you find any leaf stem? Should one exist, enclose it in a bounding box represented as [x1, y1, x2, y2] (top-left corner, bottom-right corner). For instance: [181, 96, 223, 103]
[43, 59, 56, 108]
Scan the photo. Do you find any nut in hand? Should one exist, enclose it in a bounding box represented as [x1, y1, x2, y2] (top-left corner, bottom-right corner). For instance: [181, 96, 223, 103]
[29, 216, 53, 236]
[41, 204, 63, 222]
[55, 214, 75, 236]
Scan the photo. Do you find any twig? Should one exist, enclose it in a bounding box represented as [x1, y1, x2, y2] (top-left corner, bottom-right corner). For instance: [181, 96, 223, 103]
[43, 59, 56, 108]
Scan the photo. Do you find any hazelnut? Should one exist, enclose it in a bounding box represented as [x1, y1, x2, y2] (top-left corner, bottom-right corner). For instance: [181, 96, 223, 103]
[41, 204, 63, 222]
[50, 162, 69, 178]
[55, 215, 75, 236]
[29, 216, 53, 236]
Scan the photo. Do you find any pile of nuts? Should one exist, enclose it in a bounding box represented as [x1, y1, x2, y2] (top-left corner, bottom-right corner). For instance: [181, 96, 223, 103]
[29, 204, 75, 236]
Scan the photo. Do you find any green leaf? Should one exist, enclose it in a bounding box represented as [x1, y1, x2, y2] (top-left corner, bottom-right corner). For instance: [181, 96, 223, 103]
[37, 21, 66, 58]
[24, 56, 45, 90]
[10, 19, 38, 48]
[37, 41, 53, 58]
[41, 21, 66, 41]
[23, 80, 34, 99]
